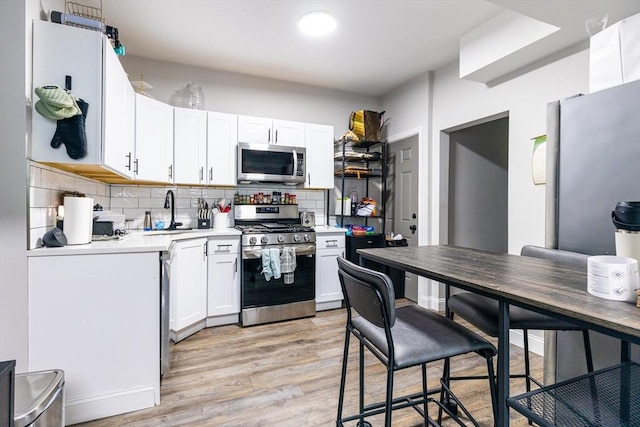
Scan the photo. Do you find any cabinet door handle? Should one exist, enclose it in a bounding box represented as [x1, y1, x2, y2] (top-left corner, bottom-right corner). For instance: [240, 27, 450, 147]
[234, 258, 238, 273]
[275, 129, 278, 143]
[199, 167, 204, 182]
[307, 173, 310, 185]
[203, 241, 208, 259]
[268, 128, 271, 143]
[134, 159, 139, 175]
[125, 152, 132, 170]
[209, 167, 213, 181]
[168, 165, 173, 180]
[326, 239, 338, 248]
[215, 244, 231, 253]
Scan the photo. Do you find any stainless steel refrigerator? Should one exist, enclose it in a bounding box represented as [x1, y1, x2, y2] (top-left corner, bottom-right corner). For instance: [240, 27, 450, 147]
[545, 79, 640, 382]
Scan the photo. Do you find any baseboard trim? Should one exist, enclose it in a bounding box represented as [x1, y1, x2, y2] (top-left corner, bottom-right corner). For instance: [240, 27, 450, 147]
[170, 319, 206, 343]
[510, 329, 544, 356]
[419, 295, 441, 311]
[316, 300, 343, 311]
[65, 385, 157, 425]
[205, 313, 240, 327]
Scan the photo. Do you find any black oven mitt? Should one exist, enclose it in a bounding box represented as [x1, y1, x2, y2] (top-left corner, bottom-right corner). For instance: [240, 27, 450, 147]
[50, 98, 89, 160]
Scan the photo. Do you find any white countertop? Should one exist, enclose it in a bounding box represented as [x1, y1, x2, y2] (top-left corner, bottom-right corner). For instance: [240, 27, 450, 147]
[28, 227, 347, 256]
[28, 228, 241, 257]
[314, 225, 348, 234]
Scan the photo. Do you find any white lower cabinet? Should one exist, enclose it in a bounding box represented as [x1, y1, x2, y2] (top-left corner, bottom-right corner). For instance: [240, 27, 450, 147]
[170, 238, 208, 341]
[316, 232, 346, 311]
[207, 237, 241, 326]
[28, 252, 160, 425]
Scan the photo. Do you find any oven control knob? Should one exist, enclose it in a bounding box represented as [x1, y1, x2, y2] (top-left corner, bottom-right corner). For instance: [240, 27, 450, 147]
[293, 234, 301, 242]
[249, 236, 257, 245]
[277, 235, 285, 243]
[303, 234, 310, 242]
[261, 236, 268, 244]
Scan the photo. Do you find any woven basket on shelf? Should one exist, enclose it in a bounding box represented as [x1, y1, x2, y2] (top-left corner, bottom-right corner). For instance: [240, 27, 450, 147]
[636, 289, 640, 308]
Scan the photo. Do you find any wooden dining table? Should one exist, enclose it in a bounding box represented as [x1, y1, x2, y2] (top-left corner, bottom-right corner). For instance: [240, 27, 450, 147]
[357, 245, 640, 427]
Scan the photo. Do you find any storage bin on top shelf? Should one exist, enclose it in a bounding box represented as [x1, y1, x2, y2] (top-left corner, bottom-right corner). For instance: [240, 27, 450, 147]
[349, 110, 386, 142]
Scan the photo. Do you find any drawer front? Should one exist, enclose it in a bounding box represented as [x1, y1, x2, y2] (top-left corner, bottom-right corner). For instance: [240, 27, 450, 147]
[207, 238, 240, 255]
[317, 234, 345, 250]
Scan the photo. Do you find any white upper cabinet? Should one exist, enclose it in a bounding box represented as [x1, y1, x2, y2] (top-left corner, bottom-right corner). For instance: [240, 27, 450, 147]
[134, 94, 174, 183]
[102, 43, 135, 178]
[238, 115, 305, 147]
[32, 20, 135, 178]
[31, 20, 103, 165]
[272, 119, 306, 147]
[174, 107, 207, 185]
[207, 112, 238, 186]
[304, 123, 334, 189]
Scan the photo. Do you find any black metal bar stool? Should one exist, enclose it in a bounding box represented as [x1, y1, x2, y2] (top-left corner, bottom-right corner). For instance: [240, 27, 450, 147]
[447, 245, 594, 394]
[336, 257, 498, 427]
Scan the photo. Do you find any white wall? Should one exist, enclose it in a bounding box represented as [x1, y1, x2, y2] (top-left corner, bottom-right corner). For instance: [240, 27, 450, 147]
[121, 55, 380, 134]
[380, 73, 434, 307]
[431, 52, 589, 255]
[1, 0, 28, 370]
[381, 48, 590, 353]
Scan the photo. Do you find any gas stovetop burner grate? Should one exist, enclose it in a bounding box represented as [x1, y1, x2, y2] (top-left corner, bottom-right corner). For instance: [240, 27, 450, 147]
[236, 223, 314, 234]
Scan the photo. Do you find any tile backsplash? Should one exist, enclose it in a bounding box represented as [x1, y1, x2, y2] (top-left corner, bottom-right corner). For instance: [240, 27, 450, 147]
[29, 162, 110, 248]
[28, 162, 326, 249]
[110, 184, 327, 231]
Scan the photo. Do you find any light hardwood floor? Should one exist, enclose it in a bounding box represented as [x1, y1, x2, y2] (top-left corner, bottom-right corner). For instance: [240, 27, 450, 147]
[77, 300, 541, 426]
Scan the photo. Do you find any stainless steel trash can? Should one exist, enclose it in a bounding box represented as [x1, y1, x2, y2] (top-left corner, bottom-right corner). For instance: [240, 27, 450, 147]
[14, 370, 64, 427]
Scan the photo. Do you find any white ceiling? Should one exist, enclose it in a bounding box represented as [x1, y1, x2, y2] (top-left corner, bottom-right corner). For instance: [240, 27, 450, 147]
[100, 0, 640, 96]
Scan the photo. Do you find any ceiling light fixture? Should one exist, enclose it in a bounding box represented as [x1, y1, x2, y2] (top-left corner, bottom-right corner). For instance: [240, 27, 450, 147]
[298, 11, 336, 36]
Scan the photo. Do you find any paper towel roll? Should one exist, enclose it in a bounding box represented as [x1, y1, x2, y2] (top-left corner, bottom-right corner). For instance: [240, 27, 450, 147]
[64, 196, 94, 245]
[587, 255, 639, 302]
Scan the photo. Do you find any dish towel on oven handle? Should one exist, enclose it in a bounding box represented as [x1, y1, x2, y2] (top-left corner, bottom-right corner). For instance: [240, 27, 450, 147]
[270, 247, 281, 279]
[280, 247, 296, 284]
[261, 249, 274, 281]
[261, 248, 282, 281]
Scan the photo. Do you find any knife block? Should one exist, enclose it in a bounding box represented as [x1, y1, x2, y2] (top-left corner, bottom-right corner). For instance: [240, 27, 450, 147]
[197, 218, 211, 229]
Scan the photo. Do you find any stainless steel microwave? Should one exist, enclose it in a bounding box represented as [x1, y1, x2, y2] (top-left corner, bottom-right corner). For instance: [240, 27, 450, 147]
[237, 143, 306, 185]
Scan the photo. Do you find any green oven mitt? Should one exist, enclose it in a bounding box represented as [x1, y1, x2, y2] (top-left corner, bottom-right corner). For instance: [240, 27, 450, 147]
[50, 98, 89, 160]
[34, 86, 81, 120]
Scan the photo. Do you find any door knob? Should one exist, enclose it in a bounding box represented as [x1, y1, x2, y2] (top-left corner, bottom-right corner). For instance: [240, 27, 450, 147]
[412, 213, 417, 219]
[409, 224, 417, 234]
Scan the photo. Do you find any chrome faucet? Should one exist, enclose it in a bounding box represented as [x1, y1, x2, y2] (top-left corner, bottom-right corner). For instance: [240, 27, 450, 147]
[164, 190, 182, 230]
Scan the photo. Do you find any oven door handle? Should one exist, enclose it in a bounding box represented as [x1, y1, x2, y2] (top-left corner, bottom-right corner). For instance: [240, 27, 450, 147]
[242, 244, 316, 259]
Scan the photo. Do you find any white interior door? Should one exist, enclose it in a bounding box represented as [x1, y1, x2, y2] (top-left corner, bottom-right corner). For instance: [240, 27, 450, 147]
[387, 135, 419, 301]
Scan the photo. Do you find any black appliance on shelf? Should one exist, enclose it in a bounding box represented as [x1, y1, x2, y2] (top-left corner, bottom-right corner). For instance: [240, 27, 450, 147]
[345, 234, 407, 298]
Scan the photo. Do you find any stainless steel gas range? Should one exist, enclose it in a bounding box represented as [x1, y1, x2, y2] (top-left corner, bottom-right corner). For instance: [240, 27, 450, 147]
[235, 204, 316, 326]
